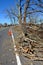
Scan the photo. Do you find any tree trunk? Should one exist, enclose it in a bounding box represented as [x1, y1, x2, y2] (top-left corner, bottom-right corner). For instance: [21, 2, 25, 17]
[23, 0, 30, 24]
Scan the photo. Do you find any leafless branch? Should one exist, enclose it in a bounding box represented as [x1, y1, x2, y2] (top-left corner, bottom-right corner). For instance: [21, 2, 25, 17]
[10, 9, 19, 18]
[27, 10, 43, 14]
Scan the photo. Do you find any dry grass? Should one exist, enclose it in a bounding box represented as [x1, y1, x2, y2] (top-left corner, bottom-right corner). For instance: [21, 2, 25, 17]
[12, 24, 43, 60]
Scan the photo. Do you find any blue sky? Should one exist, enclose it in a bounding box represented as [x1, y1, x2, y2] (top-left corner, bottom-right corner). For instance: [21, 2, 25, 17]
[0, 0, 43, 24]
[0, 0, 15, 24]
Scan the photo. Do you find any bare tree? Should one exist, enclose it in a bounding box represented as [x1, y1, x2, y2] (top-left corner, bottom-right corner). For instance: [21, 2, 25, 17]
[4, 23, 7, 27]
[23, 0, 30, 24]
[6, 0, 43, 23]
[6, 9, 13, 24]
[6, 0, 43, 34]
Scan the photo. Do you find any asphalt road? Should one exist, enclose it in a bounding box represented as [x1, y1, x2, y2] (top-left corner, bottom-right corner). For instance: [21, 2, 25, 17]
[0, 27, 43, 65]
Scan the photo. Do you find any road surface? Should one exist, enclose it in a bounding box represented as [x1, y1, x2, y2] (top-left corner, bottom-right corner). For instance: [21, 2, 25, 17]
[0, 27, 43, 65]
